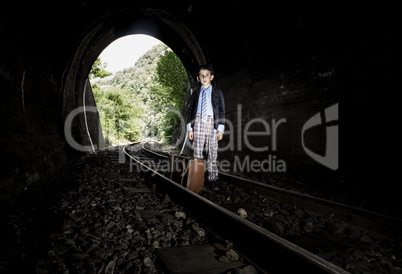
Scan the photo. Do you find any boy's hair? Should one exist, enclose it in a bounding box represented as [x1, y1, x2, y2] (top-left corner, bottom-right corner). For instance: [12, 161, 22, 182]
[194, 64, 214, 77]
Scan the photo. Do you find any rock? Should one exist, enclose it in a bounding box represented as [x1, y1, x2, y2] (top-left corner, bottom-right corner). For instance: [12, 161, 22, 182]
[226, 249, 240, 261]
[352, 249, 365, 260]
[293, 209, 304, 219]
[304, 221, 314, 233]
[105, 221, 116, 231]
[93, 249, 110, 260]
[237, 208, 247, 218]
[62, 218, 76, 229]
[105, 259, 116, 274]
[161, 194, 171, 206]
[273, 222, 285, 236]
[10, 148, 402, 274]
[355, 260, 370, 272]
[71, 253, 89, 260]
[262, 208, 274, 217]
[218, 255, 229, 263]
[143, 257, 154, 268]
[26, 172, 40, 185]
[247, 212, 256, 221]
[214, 242, 229, 255]
[273, 214, 285, 223]
[175, 211, 186, 219]
[360, 234, 373, 243]
[152, 240, 160, 248]
[235, 265, 259, 274]
[152, 229, 162, 239]
[328, 222, 346, 235]
[348, 227, 361, 240]
[225, 240, 234, 250]
[191, 222, 206, 237]
[127, 251, 139, 260]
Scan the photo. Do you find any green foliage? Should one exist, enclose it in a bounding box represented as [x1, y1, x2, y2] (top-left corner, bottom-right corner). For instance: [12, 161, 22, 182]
[156, 50, 188, 93]
[151, 50, 188, 140]
[91, 43, 188, 145]
[90, 58, 112, 79]
[92, 85, 143, 144]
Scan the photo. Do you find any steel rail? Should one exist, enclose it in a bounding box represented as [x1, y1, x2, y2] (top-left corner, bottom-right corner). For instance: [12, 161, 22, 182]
[123, 143, 349, 273]
[139, 143, 402, 239]
[141, 143, 168, 159]
[218, 172, 402, 238]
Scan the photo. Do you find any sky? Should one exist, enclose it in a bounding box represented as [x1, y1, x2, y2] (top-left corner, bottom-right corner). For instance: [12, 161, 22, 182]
[98, 34, 163, 74]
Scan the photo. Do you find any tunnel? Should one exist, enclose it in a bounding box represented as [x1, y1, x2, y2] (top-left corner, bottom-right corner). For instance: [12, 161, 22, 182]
[1, 2, 400, 217]
[1, 2, 402, 273]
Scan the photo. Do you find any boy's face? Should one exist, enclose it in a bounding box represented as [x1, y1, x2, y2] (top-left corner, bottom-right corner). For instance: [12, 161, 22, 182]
[197, 69, 214, 87]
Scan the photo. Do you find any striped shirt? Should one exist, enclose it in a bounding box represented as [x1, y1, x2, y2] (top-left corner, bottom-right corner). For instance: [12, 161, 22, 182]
[187, 85, 225, 133]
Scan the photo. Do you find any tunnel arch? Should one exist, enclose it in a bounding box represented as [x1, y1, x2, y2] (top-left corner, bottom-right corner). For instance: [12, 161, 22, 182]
[2, 1, 400, 216]
[61, 8, 206, 150]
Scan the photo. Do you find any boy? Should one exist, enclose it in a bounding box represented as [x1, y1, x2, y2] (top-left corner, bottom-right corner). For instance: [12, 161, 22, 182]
[187, 64, 225, 191]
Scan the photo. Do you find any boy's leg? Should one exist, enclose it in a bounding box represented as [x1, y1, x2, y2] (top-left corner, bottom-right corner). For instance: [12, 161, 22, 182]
[206, 118, 219, 180]
[193, 114, 206, 159]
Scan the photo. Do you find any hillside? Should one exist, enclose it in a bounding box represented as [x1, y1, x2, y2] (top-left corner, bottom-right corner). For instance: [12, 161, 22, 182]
[91, 43, 187, 146]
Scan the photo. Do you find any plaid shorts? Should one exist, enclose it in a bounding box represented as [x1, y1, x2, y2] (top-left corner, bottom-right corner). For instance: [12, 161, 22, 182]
[193, 114, 218, 180]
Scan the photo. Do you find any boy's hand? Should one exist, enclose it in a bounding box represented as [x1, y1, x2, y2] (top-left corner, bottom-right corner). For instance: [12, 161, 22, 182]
[217, 131, 223, 141]
[188, 131, 194, 141]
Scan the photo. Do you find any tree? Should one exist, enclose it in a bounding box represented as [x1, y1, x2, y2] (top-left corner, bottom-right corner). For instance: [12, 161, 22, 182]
[90, 58, 112, 79]
[152, 50, 188, 141]
[90, 43, 189, 145]
[155, 50, 188, 105]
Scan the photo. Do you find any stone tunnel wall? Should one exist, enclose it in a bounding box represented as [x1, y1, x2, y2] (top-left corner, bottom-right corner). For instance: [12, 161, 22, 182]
[0, 36, 67, 196]
[64, 78, 104, 153]
[0, 2, 400, 207]
[173, 3, 400, 209]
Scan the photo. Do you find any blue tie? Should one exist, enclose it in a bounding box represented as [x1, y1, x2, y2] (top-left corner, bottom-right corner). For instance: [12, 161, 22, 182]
[201, 89, 207, 124]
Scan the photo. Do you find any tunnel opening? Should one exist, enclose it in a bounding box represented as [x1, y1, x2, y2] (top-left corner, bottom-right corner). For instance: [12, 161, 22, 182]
[61, 9, 204, 155]
[89, 34, 189, 148]
[2, 2, 398, 219]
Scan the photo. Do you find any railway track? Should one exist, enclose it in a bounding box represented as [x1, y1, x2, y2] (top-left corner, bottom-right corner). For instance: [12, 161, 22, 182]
[138, 141, 402, 238]
[123, 142, 352, 273]
[5, 142, 398, 273]
[127, 142, 402, 273]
